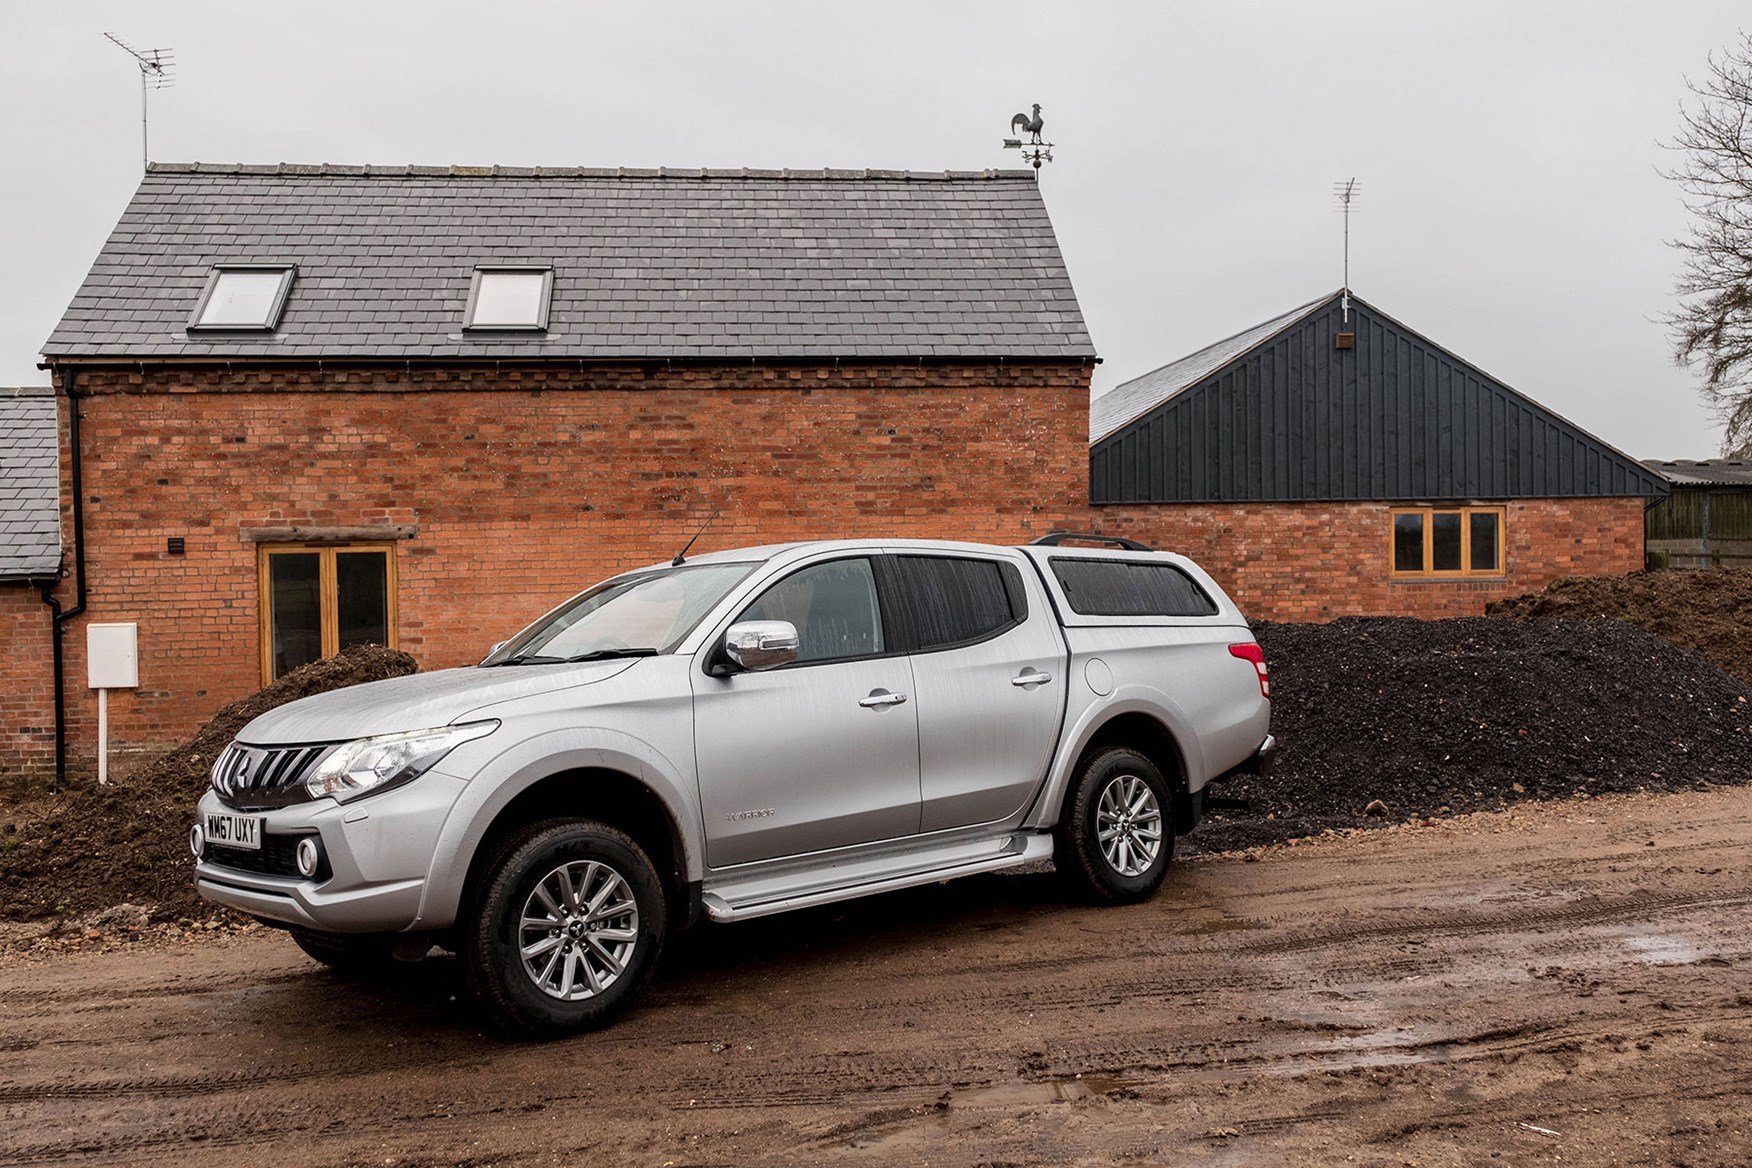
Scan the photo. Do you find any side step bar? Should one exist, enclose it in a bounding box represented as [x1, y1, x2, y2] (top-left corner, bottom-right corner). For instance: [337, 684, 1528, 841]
[701, 832, 1055, 923]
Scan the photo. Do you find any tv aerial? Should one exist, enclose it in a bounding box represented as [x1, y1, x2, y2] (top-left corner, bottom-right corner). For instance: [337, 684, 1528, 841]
[104, 32, 176, 174]
[1002, 103, 1054, 170]
[1334, 178, 1361, 321]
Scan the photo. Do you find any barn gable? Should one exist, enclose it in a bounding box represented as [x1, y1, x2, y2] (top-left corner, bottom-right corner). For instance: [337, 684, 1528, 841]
[1090, 291, 1666, 504]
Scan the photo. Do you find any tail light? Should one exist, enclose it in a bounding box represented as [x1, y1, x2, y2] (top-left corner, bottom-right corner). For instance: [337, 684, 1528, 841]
[1229, 643, 1270, 699]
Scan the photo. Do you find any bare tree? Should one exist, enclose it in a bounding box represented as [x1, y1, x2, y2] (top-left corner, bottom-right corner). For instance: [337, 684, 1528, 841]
[1667, 33, 1752, 456]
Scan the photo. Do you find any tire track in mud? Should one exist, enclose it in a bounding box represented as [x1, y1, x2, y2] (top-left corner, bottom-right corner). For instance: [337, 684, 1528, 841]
[0, 967, 311, 1014]
[0, 1047, 474, 1105]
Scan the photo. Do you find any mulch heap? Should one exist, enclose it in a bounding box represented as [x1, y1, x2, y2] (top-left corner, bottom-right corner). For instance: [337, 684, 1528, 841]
[1488, 567, 1752, 688]
[0, 645, 418, 923]
[1190, 616, 1752, 854]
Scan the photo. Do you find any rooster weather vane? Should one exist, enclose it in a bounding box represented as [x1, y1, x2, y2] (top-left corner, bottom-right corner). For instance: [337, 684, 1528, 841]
[1002, 103, 1053, 169]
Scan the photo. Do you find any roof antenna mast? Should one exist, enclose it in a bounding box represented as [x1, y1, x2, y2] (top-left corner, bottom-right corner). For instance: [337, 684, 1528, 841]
[1334, 178, 1360, 323]
[103, 32, 175, 175]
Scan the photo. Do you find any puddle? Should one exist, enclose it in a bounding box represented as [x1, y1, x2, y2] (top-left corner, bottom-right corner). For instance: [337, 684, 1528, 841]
[1599, 925, 1721, 966]
[1620, 933, 1711, 965]
[952, 1074, 1137, 1107]
[1249, 1027, 1453, 1078]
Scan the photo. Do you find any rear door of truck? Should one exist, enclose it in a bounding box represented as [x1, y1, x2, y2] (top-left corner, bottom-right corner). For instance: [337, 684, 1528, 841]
[881, 549, 1069, 832]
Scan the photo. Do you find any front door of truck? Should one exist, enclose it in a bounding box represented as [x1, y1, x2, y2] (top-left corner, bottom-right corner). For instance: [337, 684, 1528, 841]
[692, 556, 921, 868]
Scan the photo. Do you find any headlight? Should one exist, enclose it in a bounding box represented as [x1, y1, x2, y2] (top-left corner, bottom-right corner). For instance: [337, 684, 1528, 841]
[305, 721, 499, 803]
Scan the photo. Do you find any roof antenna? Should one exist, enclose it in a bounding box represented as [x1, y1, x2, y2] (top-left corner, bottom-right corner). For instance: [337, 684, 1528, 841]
[672, 510, 719, 566]
[1333, 178, 1360, 323]
[104, 32, 175, 175]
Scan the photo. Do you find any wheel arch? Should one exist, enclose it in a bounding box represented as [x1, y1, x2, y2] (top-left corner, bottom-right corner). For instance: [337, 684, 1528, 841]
[417, 730, 704, 933]
[457, 767, 695, 932]
[1023, 691, 1208, 834]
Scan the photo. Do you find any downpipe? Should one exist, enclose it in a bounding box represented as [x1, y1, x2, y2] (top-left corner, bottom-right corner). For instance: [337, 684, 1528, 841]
[37, 367, 87, 791]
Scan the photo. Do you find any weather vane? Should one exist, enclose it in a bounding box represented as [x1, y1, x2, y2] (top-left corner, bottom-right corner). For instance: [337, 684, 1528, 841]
[1002, 103, 1054, 169]
[104, 32, 176, 175]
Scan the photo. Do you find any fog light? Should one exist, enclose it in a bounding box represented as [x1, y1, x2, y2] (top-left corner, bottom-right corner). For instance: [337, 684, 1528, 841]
[295, 836, 321, 879]
[189, 823, 205, 859]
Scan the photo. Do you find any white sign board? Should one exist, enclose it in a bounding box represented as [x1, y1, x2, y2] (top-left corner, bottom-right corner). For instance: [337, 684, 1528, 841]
[87, 622, 140, 689]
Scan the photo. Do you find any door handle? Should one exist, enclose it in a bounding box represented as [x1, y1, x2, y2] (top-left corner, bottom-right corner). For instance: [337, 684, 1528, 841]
[858, 691, 908, 708]
[1012, 670, 1053, 688]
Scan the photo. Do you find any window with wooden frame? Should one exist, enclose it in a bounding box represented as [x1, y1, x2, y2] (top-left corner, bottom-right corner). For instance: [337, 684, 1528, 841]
[258, 543, 398, 683]
[1390, 507, 1505, 578]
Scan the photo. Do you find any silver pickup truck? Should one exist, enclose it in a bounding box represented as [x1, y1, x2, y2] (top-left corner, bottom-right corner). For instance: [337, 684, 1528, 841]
[193, 535, 1273, 1035]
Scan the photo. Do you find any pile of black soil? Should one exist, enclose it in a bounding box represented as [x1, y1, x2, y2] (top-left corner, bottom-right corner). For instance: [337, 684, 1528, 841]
[1489, 567, 1752, 687]
[0, 645, 418, 923]
[1188, 617, 1752, 854]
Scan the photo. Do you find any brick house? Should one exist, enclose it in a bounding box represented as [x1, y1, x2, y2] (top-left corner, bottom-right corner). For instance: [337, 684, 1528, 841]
[1089, 291, 1667, 620]
[25, 162, 1095, 782]
[0, 389, 62, 786]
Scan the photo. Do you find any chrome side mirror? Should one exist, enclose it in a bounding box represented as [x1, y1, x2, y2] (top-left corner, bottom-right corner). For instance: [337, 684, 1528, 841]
[724, 620, 800, 672]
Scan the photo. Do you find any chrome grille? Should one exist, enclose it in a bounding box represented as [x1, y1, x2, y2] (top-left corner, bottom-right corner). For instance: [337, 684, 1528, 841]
[210, 742, 332, 810]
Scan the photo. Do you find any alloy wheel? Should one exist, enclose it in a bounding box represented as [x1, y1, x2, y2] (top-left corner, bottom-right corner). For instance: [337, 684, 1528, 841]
[517, 860, 641, 1000]
[1095, 773, 1164, 877]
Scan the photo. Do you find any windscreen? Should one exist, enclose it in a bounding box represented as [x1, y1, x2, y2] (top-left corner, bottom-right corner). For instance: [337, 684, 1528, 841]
[482, 562, 757, 663]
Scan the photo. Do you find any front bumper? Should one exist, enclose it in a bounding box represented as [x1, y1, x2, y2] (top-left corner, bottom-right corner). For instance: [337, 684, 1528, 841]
[193, 771, 467, 933]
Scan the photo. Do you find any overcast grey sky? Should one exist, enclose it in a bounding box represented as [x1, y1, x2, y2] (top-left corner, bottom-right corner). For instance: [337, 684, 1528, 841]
[3, 1, 1744, 458]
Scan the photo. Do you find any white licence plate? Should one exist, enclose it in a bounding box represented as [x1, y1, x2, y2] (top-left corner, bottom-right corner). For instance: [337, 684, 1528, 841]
[204, 811, 262, 851]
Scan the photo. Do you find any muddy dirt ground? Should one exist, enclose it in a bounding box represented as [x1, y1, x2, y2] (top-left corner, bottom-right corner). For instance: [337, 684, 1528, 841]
[3, 785, 1749, 1167]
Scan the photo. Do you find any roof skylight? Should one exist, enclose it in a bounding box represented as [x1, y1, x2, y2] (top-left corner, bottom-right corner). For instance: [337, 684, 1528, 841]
[188, 265, 295, 331]
[465, 267, 553, 331]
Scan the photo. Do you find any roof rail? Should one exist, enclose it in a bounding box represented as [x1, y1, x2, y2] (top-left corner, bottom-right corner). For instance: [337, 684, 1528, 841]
[1027, 531, 1153, 552]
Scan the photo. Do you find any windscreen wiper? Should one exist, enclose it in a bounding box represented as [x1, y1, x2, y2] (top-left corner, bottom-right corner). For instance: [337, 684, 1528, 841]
[562, 648, 660, 662]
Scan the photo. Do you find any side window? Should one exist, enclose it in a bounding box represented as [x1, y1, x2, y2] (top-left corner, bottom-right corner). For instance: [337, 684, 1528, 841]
[736, 558, 884, 664]
[887, 556, 1022, 651]
[1049, 558, 1217, 617]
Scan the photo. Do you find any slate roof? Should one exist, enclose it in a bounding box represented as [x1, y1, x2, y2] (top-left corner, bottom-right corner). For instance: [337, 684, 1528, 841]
[43, 164, 1094, 363]
[1090, 294, 1328, 442]
[1643, 459, 1752, 487]
[0, 389, 61, 580]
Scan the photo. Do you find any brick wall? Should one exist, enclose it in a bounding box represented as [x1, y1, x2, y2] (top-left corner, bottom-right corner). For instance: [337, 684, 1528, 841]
[43, 360, 1092, 776]
[0, 584, 55, 786]
[1094, 498, 1648, 621]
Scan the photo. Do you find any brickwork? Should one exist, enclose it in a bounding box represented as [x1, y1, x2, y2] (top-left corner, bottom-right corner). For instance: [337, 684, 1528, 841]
[1094, 498, 1648, 622]
[0, 585, 55, 785]
[16, 358, 1652, 785]
[42, 361, 1092, 776]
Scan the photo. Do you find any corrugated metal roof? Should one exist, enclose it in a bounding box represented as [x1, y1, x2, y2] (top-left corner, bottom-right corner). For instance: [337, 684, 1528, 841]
[1642, 459, 1752, 486]
[0, 388, 61, 580]
[43, 163, 1095, 364]
[1092, 292, 1668, 503]
[1089, 293, 1329, 442]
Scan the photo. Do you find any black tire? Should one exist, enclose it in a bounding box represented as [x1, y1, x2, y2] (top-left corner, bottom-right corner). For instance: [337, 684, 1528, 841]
[461, 820, 667, 1038]
[1055, 747, 1175, 904]
[289, 927, 399, 976]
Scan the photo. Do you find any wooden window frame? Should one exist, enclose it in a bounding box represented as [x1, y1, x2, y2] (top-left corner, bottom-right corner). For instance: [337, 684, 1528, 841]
[1389, 506, 1506, 579]
[257, 542, 399, 685]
